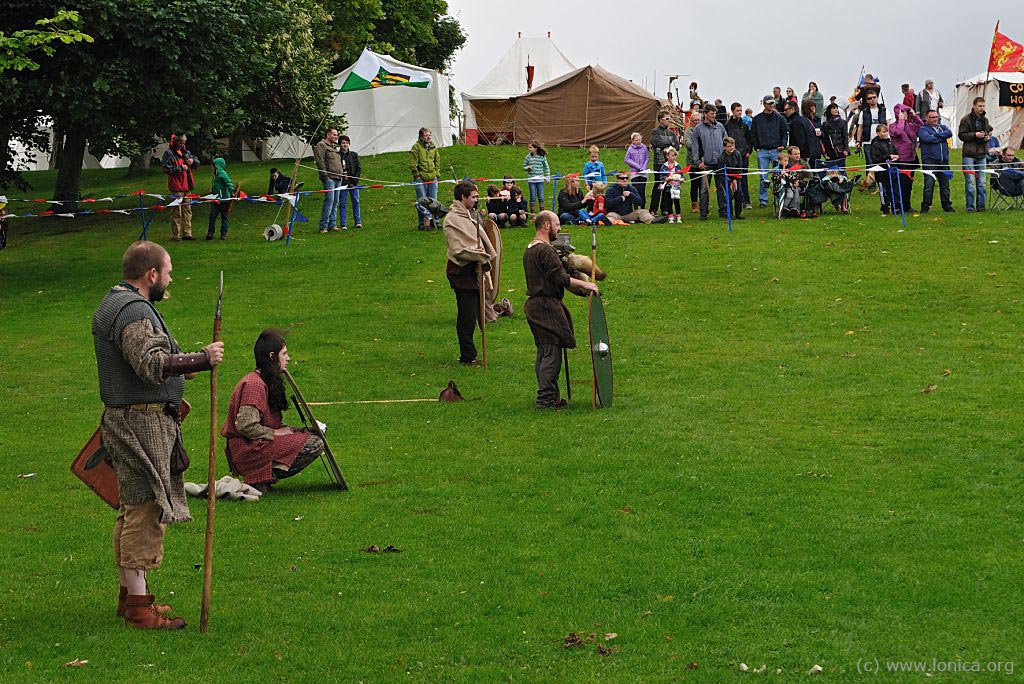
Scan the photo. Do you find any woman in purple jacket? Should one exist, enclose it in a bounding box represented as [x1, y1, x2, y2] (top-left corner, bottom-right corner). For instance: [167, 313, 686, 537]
[888, 103, 923, 212]
[624, 132, 650, 208]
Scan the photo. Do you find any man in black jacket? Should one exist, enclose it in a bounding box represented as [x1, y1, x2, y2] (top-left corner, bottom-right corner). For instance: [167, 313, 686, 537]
[751, 96, 789, 207]
[337, 135, 363, 229]
[725, 102, 754, 208]
[605, 172, 662, 224]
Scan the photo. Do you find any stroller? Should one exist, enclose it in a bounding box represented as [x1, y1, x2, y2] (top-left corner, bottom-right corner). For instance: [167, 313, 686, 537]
[770, 164, 810, 219]
[816, 170, 854, 214]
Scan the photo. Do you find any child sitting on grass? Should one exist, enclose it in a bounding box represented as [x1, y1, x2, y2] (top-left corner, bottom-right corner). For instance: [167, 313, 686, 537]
[583, 145, 606, 188]
[486, 184, 509, 227]
[580, 181, 610, 225]
[506, 184, 528, 226]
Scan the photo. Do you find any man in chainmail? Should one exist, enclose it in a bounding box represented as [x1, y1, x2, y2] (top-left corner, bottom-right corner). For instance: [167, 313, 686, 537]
[92, 241, 224, 629]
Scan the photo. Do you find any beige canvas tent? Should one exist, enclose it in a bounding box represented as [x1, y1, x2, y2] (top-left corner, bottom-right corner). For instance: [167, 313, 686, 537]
[513, 65, 664, 147]
[954, 72, 1024, 149]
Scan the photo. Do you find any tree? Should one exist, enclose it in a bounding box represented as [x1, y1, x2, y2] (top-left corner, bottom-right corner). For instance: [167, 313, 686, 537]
[1, 0, 334, 208]
[0, 10, 92, 73]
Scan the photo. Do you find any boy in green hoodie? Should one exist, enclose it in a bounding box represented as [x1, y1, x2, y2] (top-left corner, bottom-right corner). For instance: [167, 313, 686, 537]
[207, 157, 235, 240]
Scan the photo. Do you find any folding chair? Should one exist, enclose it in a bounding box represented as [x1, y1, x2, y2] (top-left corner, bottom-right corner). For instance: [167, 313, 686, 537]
[989, 172, 1024, 211]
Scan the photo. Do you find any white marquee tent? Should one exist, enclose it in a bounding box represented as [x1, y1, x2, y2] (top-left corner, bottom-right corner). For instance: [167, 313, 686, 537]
[265, 48, 453, 159]
[953, 71, 1024, 150]
[462, 35, 576, 144]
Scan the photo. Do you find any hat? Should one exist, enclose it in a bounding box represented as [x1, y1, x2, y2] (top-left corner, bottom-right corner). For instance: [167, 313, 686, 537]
[763, 95, 775, 104]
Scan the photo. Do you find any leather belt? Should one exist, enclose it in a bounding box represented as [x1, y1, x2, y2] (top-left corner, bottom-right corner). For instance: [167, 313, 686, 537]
[127, 402, 169, 413]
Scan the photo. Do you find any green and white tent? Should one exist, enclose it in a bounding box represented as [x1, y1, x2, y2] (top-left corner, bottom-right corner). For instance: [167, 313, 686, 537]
[265, 48, 452, 159]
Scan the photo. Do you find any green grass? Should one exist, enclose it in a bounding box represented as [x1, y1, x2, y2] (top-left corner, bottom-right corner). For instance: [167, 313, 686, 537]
[1, 145, 1022, 682]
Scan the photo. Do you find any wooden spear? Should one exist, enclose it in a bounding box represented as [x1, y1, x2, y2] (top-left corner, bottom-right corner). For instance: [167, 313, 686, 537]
[200, 271, 223, 633]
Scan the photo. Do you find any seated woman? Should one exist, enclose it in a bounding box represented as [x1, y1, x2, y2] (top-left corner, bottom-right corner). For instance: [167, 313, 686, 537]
[557, 176, 587, 224]
[221, 329, 323, 493]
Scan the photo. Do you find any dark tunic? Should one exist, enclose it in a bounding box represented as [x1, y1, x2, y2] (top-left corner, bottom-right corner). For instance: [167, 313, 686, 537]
[221, 371, 308, 485]
[523, 241, 576, 348]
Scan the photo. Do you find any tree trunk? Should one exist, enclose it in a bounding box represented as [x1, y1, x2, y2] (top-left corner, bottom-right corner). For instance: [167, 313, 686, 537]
[50, 122, 64, 170]
[53, 124, 87, 213]
[128, 151, 151, 176]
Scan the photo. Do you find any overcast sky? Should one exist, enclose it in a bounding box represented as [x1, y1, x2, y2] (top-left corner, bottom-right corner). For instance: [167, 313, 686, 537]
[445, 1, 1024, 112]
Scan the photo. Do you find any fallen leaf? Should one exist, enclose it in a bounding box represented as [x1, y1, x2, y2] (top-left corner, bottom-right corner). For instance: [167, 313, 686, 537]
[562, 632, 585, 649]
[63, 659, 88, 668]
[754, 664, 767, 673]
[364, 545, 381, 553]
[846, 330, 855, 335]
[17, 473, 38, 478]
[665, 635, 673, 641]
[808, 664, 823, 675]
[989, 240, 999, 244]
[771, 277, 780, 283]
[739, 662, 750, 671]
[942, 368, 952, 377]
[426, 279, 434, 283]
[921, 384, 938, 394]
[659, 595, 674, 602]
[687, 662, 700, 670]
[382, 545, 402, 553]
[622, 506, 633, 514]
[290, 565, 297, 572]
[604, 633, 618, 641]
[842, 352, 856, 358]
[824, 241, 834, 248]
[293, 516, 304, 521]
[595, 643, 617, 657]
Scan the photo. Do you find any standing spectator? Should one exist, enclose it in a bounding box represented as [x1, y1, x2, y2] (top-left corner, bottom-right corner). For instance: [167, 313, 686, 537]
[683, 101, 702, 212]
[901, 83, 916, 108]
[917, 110, 955, 213]
[915, 80, 944, 119]
[958, 97, 993, 212]
[869, 124, 900, 215]
[856, 91, 887, 163]
[751, 95, 790, 208]
[743, 108, 754, 128]
[889, 104, 923, 212]
[802, 82, 825, 120]
[0, 201, 7, 250]
[772, 86, 785, 111]
[624, 132, 650, 207]
[161, 133, 198, 241]
[714, 99, 728, 124]
[830, 95, 848, 117]
[583, 145, 606, 187]
[784, 87, 799, 108]
[206, 157, 234, 241]
[522, 140, 550, 215]
[410, 127, 441, 230]
[649, 112, 680, 211]
[442, 181, 495, 366]
[721, 137, 745, 219]
[694, 104, 727, 220]
[789, 100, 824, 169]
[725, 102, 754, 208]
[822, 103, 850, 168]
[657, 147, 686, 222]
[314, 128, 342, 234]
[337, 135, 362, 230]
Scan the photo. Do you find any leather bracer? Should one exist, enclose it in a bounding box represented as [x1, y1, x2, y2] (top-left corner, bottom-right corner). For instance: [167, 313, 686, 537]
[163, 351, 212, 377]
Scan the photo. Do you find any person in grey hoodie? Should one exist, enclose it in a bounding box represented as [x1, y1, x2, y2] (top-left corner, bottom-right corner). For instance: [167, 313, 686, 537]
[693, 104, 727, 219]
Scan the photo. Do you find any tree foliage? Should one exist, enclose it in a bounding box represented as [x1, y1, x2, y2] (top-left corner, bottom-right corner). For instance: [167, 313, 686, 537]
[0, 10, 92, 73]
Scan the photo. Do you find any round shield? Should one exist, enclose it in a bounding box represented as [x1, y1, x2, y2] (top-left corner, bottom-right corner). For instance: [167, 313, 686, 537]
[588, 293, 613, 408]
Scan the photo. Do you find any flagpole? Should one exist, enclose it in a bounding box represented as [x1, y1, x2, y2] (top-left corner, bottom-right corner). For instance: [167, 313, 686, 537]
[987, 21, 1000, 84]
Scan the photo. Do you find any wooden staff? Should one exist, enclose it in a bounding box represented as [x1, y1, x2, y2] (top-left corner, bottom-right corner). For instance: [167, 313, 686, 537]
[591, 222, 598, 408]
[200, 271, 223, 633]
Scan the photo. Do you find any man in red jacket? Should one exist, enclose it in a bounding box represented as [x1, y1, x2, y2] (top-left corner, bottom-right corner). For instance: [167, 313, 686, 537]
[161, 134, 198, 240]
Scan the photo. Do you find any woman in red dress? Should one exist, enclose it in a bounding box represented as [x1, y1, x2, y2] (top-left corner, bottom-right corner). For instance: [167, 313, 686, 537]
[221, 329, 323, 493]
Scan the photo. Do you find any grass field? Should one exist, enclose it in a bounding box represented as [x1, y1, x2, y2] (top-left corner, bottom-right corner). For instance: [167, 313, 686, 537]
[1, 144, 1022, 682]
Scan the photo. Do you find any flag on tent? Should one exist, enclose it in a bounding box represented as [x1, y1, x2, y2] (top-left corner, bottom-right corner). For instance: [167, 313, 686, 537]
[338, 49, 433, 92]
[989, 30, 1024, 73]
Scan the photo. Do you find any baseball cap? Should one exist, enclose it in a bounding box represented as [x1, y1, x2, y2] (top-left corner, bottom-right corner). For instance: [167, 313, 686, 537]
[763, 95, 775, 103]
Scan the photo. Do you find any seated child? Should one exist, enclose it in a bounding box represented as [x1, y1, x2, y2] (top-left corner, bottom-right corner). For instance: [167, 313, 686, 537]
[775, 151, 803, 218]
[486, 184, 509, 227]
[506, 185, 528, 226]
[820, 168, 853, 213]
[580, 182, 611, 225]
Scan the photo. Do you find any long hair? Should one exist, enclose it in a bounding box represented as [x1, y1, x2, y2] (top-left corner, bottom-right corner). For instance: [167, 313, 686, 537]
[254, 328, 288, 412]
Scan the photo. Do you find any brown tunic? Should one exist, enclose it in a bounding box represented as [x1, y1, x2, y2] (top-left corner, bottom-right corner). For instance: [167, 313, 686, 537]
[523, 241, 576, 348]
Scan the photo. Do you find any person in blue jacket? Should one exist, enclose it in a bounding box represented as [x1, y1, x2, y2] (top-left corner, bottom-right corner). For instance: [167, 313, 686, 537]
[917, 110, 955, 213]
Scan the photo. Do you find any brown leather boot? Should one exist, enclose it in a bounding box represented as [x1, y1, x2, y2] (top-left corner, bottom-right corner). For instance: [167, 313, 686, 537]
[118, 586, 173, 617]
[124, 594, 186, 629]
[691, 201, 699, 213]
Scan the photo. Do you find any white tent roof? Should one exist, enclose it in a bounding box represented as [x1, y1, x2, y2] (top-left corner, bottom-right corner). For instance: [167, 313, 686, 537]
[463, 36, 575, 99]
[265, 48, 453, 159]
[956, 71, 1024, 87]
